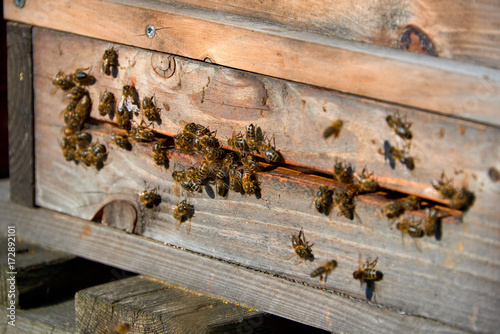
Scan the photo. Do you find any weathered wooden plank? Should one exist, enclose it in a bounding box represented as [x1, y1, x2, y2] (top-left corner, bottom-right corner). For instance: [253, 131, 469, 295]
[0, 299, 75, 334]
[161, 0, 500, 69]
[7, 22, 34, 207]
[75, 275, 325, 334]
[30, 28, 500, 332]
[5, 1, 500, 125]
[0, 193, 467, 333]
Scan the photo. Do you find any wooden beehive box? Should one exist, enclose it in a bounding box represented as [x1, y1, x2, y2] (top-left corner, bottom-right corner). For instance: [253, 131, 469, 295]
[3, 0, 500, 333]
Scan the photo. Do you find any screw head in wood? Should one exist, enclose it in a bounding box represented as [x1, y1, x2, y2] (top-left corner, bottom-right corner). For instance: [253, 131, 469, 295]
[146, 25, 156, 39]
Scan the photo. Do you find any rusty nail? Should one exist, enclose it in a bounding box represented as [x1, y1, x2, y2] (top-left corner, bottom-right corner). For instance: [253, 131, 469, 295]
[14, 0, 25, 8]
[146, 25, 156, 39]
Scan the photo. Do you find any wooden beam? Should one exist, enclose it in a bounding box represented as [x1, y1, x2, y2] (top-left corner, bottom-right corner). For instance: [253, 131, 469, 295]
[4, 0, 500, 125]
[7, 22, 34, 206]
[0, 193, 466, 333]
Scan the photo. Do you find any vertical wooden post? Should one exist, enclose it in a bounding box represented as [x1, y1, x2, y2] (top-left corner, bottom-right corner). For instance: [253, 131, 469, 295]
[7, 22, 34, 206]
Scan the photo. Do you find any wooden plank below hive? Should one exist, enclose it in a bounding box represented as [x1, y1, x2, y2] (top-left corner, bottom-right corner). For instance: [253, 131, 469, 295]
[5, 0, 500, 124]
[31, 29, 500, 333]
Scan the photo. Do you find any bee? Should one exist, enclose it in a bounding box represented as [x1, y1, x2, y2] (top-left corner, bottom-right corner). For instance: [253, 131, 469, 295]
[240, 152, 262, 173]
[312, 186, 333, 215]
[174, 132, 195, 152]
[423, 207, 439, 236]
[182, 122, 199, 134]
[111, 133, 132, 150]
[401, 195, 420, 211]
[386, 113, 412, 140]
[382, 201, 404, 219]
[333, 159, 354, 184]
[185, 167, 203, 193]
[431, 171, 456, 199]
[101, 47, 119, 76]
[67, 131, 92, 148]
[334, 186, 359, 221]
[128, 121, 155, 142]
[388, 143, 415, 170]
[52, 71, 75, 90]
[323, 119, 343, 139]
[138, 187, 161, 208]
[98, 91, 116, 117]
[228, 164, 243, 193]
[61, 101, 78, 124]
[152, 140, 169, 166]
[194, 135, 219, 153]
[291, 228, 314, 261]
[204, 147, 224, 163]
[66, 86, 88, 102]
[310, 260, 337, 283]
[71, 68, 95, 86]
[197, 159, 212, 182]
[60, 137, 76, 161]
[353, 167, 378, 193]
[122, 85, 136, 99]
[242, 171, 260, 195]
[396, 217, 424, 249]
[142, 95, 161, 123]
[215, 165, 229, 198]
[256, 140, 282, 163]
[353, 254, 383, 283]
[173, 199, 195, 232]
[246, 123, 259, 151]
[451, 187, 475, 211]
[172, 170, 192, 192]
[228, 132, 248, 151]
[74, 94, 92, 119]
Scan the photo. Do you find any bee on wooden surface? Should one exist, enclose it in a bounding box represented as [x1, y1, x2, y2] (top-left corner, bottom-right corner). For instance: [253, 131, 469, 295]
[52, 71, 75, 90]
[71, 68, 95, 86]
[310, 260, 337, 283]
[101, 47, 119, 76]
[228, 164, 243, 193]
[256, 140, 282, 163]
[431, 171, 456, 199]
[222, 152, 237, 167]
[203, 147, 225, 164]
[138, 187, 161, 208]
[110, 133, 131, 150]
[75, 142, 108, 170]
[353, 254, 383, 283]
[312, 186, 333, 216]
[185, 167, 203, 193]
[74, 94, 92, 119]
[323, 119, 343, 139]
[172, 170, 192, 192]
[382, 201, 404, 219]
[98, 91, 116, 117]
[195, 135, 219, 153]
[66, 86, 88, 102]
[353, 167, 378, 193]
[60, 101, 78, 124]
[401, 195, 420, 211]
[242, 171, 260, 195]
[228, 132, 249, 151]
[128, 121, 155, 142]
[67, 131, 92, 149]
[240, 152, 262, 173]
[174, 132, 195, 152]
[334, 186, 359, 222]
[173, 199, 195, 232]
[450, 187, 475, 211]
[423, 207, 439, 237]
[396, 217, 424, 250]
[333, 158, 354, 184]
[215, 165, 229, 198]
[142, 95, 161, 124]
[152, 140, 169, 166]
[291, 228, 314, 261]
[386, 112, 412, 140]
[60, 137, 76, 162]
[246, 123, 260, 151]
[197, 159, 212, 182]
[388, 143, 415, 170]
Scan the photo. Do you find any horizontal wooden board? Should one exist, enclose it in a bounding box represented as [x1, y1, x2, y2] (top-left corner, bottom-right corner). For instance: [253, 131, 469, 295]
[5, 1, 500, 125]
[161, 0, 500, 69]
[31, 29, 500, 333]
[0, 189, 467, 333]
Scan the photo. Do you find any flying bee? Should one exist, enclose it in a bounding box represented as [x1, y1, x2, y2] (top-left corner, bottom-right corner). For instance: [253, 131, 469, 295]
[386, 112, 412, 140]
[242, 171, 260, 195]
[312, 186, 333, 216]
[71, 68, 95, 86]
[256, 140, 282, 163]
[423, 207, 439, 237]
[98, 91, 116, 117]
[128, 121, 155, 142]
[431, 171, 456, 199]
[101, 47, 119, 76]
[142, 95, 161, 124]
[52, 71, 75, 90]
[353, 254, 383, 283]
[228, 164, 243, 193]
[310, 260, 337, 283]
[138, 187, 161, 208]
[173, 199, 195, 232]
[111, 133, 132, 150]
[323, 119, 343, 139]
[228, 132, 248, 151]
[152, 140, 169, 166]
[353, 167, 378, 193]
[215, 165, 229, 198]
[291, 228, 314, 261]
[382, 201, 404, 219]
[333, 158, 354, 184]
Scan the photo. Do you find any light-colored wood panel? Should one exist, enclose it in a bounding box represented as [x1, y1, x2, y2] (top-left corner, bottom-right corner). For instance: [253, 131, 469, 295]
[0, 193, 467, 333]
[5, 1, 500, 125]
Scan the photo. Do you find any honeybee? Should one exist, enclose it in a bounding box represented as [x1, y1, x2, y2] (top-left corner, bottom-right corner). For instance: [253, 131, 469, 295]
[353, 167, 378, 193]
[388, 143, 415, 170]
[142, 95, 161, 124]
[173, 199, 195, 232]
[256, 140, 282, 163]
[203, 147, 224, 163]
[323, 119, 343, 139]
[111, 133, 132, 150]
[174, 132, 195, 152]
[74, 94, 92, 119]
[128, 121, 155, 142]
[222, 152, 237, 167]
[334, 186, 359, 222]
[197, 159, 212, 182]
[382, 201, 404, 219]
[215, 165, 229, 198]
[353, 254, 383, 283]
[386, 113, 412, 140]
[172, 170, 192, 192]
[228, 164, 243, 193]
[333, 158, 354, 184]
[194, 135, 219, 154]
[431, 171, 456, 199]
[246, 123, 259, 151]
[451, 187, 475, 211]
[152, 140, 169, 166]
[61, 101, 78, 124]
[291, 228, 314, 261]
[101, 47, 119, 76]
[310, 260, 337, 283]
[122, 85, 136, 99]
[312, 186, 333, 215]
[66, 86, 88, 102]
[138, 187, 161, 208]
[66, 131, 92, 148]
[228, 132, 248, 151]
[60, 137, 76, 161]
[396, 217, 424, 250]
[242, 171, 260, 195]
[423, 207, 439, 236]
[71, 68, 95, 86]
[76, 142, 108, 170]
[98, 91, 116, 117]
[52, 71, 75, 90]
[401, 195, 420, 211]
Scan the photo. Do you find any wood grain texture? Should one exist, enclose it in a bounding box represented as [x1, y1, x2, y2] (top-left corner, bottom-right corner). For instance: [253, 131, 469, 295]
[30, 29, 500, 333]
[76, 275, 323, 334]
[161, 0, 500, 69]
[0, 193, 467, 333]
[5, 1, 500, 125]
[7, 22, 34, 207]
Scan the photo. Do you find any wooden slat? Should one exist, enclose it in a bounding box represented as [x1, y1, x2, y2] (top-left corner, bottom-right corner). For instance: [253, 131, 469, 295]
[161, 0, 500, 69]
[0, 192, 466, 333]
[4, 0, 500, 125]
[7, 22, 34, 206]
